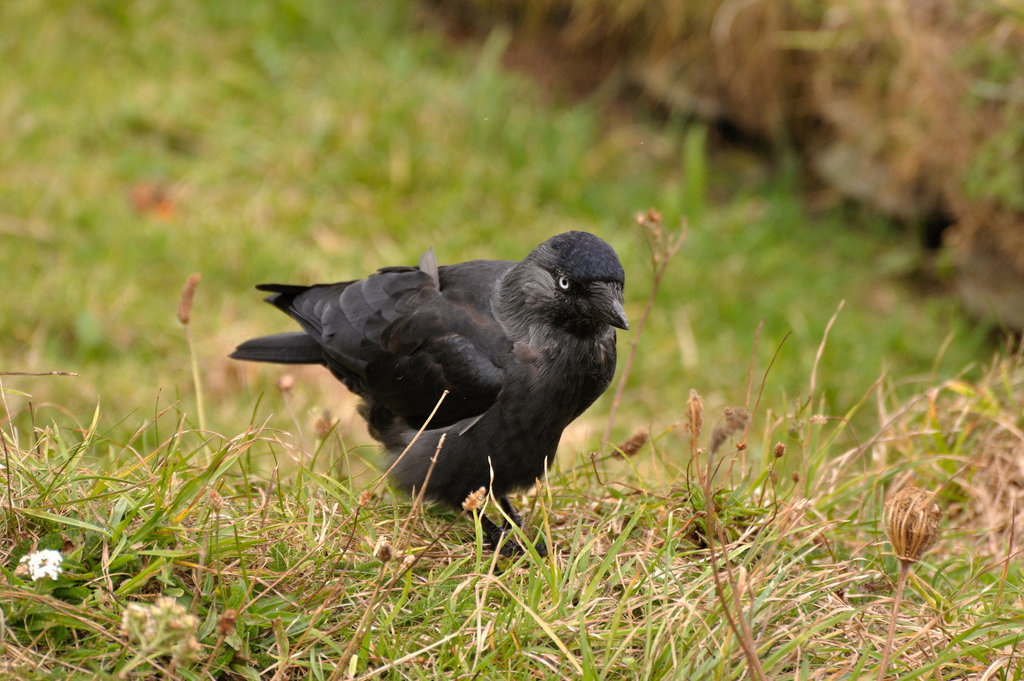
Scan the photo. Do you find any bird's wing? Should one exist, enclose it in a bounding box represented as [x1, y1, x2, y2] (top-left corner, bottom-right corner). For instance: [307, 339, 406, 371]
[258, 259, 511, 428]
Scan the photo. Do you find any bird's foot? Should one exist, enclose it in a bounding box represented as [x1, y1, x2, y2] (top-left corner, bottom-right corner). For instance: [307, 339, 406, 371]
[479, 515, 548, 558]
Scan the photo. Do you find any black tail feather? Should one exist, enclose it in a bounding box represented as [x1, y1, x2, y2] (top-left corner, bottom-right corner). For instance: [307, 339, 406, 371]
[255, 283, 311, 315]
[230, 332, 323, 364]
[255, 284, 309, 294]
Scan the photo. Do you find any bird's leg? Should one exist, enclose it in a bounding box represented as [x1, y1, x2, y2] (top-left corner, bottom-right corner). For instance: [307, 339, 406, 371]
[498, 496, 524, 528]
[498, 496, 548, 558]
[479, 514, 522, 557]
[474, 498, 549, 557]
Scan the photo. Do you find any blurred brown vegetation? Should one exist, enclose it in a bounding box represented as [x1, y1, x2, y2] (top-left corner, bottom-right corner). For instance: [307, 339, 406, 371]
[430, 0, 1024, 327]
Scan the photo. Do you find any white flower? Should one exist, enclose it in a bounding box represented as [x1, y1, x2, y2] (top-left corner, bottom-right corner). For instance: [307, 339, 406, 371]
[18, 549, 64, 581]
[120, 596, 200, 663]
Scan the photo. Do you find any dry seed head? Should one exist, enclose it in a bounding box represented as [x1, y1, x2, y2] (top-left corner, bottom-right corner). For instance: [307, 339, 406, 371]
[276, 374, 295, 393]
[885, 486, 942, 563]
[709, 406, 750, 455]
[313, 408, 335, 438]
[462, 486, 486, 512]
[615, 430, 649, 458]
[217, 609, 238, 637]
[373, 537, 394, 562]
[207, 487, 223, 513]
[688, 389, 704, 440]
[357, 489, 372, 507]
[724, 406, 751, 430]
[176, 273, 201, 325]
[774, 442, 786, 458]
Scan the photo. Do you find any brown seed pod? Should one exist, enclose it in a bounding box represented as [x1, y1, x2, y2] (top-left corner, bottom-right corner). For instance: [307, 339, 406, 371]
[687, 390, 705, 441]
[276, 374, 295, 393]
[884, 486, 942, 563]
[313, 408, 335, 438]
[708, 406, 750, 455]
[217, 609, 238, 637]
[176, 272, 201, 325]
[207, 487, 223, 513]
[461, 486, 487, 512]
[615, 430, 649, 458]
[373, 540, 394, 563]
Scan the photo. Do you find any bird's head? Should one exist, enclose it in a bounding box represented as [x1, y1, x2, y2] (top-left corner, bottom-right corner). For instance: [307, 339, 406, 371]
[500, 231, 628, 336]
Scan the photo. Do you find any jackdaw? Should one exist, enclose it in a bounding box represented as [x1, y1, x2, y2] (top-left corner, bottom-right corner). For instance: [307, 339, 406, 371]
[231, 231, 628, 555]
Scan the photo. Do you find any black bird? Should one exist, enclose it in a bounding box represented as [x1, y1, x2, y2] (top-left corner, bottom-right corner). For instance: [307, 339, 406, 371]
[231, 231, 628, 555]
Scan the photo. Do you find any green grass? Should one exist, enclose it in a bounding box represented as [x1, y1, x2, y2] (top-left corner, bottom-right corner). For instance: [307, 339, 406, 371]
[1, 0, 990, 440]
[1, 0, 1019, 679]
[4, 348, 1023, 679]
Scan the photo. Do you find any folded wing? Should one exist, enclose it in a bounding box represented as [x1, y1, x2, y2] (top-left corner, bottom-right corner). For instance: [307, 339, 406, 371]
[233, 255, 513, 430]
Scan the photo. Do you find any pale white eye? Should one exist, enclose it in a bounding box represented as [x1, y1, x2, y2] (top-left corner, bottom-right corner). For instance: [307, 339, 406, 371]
[557, 275, 571, 290]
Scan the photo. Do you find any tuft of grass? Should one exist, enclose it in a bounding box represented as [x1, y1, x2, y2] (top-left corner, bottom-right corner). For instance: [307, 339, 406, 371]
[2, 333, 1023, 679]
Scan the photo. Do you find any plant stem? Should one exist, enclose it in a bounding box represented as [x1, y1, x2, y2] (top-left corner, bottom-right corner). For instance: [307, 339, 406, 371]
[185, 325, 207, 436]
[602, 213, 684, 449]
[879, 560, 911, 681]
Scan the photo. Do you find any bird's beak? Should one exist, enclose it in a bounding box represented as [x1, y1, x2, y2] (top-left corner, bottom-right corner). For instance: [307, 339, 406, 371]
[608, 299, 630, 330]
[593, 282, 629, 330]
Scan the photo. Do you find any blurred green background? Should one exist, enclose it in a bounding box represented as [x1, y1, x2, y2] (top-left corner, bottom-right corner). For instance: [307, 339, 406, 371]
[1, 0, 994, 445]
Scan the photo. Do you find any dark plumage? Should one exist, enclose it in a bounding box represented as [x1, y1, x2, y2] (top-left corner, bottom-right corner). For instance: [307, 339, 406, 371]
[231, 231, 628, 555]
